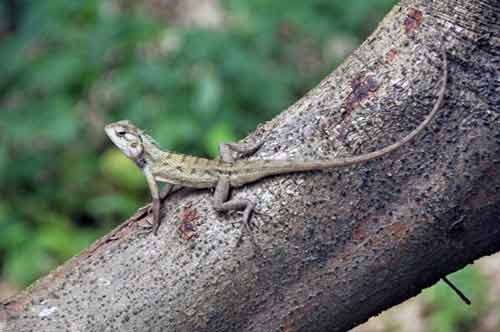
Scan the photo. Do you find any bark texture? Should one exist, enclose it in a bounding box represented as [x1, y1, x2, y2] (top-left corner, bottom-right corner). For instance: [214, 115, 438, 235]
[2, 0, 500, 331]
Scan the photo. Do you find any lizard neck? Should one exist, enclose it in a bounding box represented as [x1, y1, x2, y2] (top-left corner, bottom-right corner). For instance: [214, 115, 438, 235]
[136, 139, 163, 169]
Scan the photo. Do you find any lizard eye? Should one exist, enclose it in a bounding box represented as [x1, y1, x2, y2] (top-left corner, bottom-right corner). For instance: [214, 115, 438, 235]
[116, 130, 126, 137]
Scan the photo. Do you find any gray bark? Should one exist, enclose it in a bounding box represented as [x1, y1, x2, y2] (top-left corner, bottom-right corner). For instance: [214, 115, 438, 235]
[2, 0, 500, 331]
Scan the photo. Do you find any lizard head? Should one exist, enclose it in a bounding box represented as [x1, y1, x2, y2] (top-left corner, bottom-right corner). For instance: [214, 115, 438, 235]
[105, 120, 145, 159]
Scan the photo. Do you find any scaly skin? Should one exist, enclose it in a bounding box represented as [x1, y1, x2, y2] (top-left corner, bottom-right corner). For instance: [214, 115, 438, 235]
[105, 51, 448, 236]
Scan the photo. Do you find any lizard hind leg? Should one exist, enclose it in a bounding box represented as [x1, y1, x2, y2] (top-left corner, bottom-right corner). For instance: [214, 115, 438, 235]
[212, 177, 256, 233]
[219, 140, 264, 163]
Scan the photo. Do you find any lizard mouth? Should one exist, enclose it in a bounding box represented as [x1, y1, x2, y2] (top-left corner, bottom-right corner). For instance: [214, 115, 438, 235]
[104, 124, 124, 149]
[104, 125, 116, 142]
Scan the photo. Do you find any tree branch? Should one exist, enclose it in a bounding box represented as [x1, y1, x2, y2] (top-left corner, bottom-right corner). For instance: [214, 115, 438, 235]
[2, 0, 500, 331]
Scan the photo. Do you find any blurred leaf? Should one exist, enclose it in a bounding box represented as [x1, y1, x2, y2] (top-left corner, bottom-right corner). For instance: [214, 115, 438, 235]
[193, 68, 222, 115]
[0, 143, 7, 182]
[86, 194, 141, 219]
[0, 203, 29, 250]
[36, 213, 95, 259]
[100, 149, 145, 191]
[30, 52, 84, 93]
[4, 245, 52, 286]
[424, 267, 488, 332]
[205, 123, 237, 157]
[151, 114, 198, 149]
[3, 97, 80, 144]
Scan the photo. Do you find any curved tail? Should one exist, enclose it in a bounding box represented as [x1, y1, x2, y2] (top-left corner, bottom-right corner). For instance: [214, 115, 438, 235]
[253, 50, 448, 178]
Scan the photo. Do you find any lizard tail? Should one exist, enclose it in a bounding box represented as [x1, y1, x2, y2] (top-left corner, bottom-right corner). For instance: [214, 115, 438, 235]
[257, 49, 448, 177]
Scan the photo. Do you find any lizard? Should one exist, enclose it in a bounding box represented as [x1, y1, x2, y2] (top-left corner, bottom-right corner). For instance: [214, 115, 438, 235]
[105, 51, 447, 237]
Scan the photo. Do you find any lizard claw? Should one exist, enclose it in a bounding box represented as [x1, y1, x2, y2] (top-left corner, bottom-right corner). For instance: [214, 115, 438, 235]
[137, 222, 154, 236]
[248, 209, 270, 230]
[132, 203, 157, 236]
[242, 202, 256, 231]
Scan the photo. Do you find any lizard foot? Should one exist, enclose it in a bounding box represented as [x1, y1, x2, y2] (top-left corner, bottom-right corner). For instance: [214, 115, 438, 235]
[134, 203, 163, 236]
[137, 223, 154, 236]
[237, 201, 256, 232]
[136, 215, 156, 236]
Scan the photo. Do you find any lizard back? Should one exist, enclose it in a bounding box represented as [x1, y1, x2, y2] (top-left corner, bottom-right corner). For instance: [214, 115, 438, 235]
[152, 152, 235, 188]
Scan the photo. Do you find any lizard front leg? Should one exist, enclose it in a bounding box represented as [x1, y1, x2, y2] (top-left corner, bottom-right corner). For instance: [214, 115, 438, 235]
[145, 181, 184, 235]
[160, 184, 183, 200]
[212, 177, 255, 230]
[143, 166, 161, 235]
[137, 182, 183, 236]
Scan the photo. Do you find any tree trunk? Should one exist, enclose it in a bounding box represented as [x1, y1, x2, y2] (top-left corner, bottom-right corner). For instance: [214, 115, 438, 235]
[2, 0, 499, 331]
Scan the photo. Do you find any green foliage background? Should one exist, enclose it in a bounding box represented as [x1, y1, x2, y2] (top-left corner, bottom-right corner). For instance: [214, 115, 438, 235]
[0, 1, 492, 330]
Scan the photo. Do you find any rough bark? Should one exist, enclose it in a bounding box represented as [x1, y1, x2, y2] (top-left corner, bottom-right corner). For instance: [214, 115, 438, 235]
[2, 0, 499, 331]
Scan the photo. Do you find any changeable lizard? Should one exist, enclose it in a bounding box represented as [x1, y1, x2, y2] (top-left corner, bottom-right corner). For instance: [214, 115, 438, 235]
[105, 52, 447, 236]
